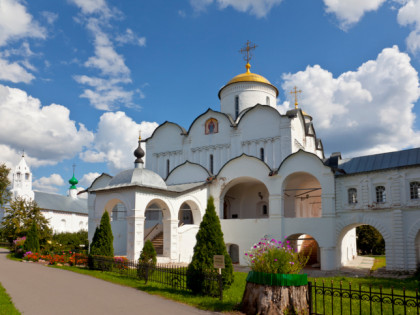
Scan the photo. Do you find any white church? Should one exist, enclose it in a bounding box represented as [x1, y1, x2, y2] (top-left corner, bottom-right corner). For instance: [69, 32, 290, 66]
[87, 44, 420, 271]
[0, 155, 88, 234]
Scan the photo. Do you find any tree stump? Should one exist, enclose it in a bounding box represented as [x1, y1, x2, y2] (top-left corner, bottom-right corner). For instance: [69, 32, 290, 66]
[241, 282, 309, 315]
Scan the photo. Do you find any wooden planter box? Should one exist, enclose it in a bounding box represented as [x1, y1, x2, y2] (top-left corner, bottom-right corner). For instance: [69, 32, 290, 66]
[241, 271, 309, 315]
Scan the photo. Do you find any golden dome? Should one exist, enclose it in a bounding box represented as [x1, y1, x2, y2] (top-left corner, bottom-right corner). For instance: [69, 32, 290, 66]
[218, 63, 279, 98]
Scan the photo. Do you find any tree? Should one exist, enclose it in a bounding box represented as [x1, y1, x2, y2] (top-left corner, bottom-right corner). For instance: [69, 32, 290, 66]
[139, 240, 157, 265]
[356, 225, 385, 255]
[1, 197, 51, 244]
[138, 240, 157, 280]
[186, 196, 233, 295]
[90, 211, 114, 257]
[0, 163, 11, 207]
[24, 221, 40, 253]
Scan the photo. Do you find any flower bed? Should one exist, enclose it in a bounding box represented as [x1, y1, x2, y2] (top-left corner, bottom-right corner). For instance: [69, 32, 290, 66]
[22, 251, 89, 266]
[245, 237, 309, 274]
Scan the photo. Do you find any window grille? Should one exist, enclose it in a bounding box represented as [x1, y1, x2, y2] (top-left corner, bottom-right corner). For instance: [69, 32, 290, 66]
[375, 186, 386, 203]
[410, 181, 420, 199]
[348, 188, 357, 204]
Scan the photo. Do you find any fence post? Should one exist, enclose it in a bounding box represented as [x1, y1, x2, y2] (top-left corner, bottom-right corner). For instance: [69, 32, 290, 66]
[218, 273, 223, 301]
[308, 281, 313, 315]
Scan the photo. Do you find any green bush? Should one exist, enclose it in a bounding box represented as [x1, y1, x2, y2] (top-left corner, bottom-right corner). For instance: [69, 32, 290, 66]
[24, 221, 40, 253]
[52, 230, 88, 252]
[138, 240, 157, 280]
[186, 196, 233, 295]
[90, 211, 114, 257]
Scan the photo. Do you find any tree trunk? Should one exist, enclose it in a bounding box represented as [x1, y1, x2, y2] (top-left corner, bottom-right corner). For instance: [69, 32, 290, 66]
[241, 282, 309, 315]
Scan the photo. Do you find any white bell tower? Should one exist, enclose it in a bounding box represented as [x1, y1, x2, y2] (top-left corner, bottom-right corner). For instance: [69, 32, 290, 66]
[11, 153, 34, 201]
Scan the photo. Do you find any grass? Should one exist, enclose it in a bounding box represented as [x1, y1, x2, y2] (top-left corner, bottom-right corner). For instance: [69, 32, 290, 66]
[0, 282, 20, 315]
[370, 255, 387, 271]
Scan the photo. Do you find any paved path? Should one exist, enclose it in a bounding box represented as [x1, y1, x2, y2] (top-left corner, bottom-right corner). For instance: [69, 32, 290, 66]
[0, 249, 215, 315]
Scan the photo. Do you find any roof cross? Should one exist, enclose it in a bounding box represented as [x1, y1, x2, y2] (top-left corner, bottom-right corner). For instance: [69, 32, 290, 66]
[239, 40, 257, 64]
[290, 86, 302, 109]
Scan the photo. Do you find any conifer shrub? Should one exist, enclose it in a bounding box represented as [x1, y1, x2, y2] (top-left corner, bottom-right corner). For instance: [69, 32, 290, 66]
[89, 211, 114, 271]
[186, 196, 234, 295]
[23, 221, 40, 253]
[137, 240, 157, 280]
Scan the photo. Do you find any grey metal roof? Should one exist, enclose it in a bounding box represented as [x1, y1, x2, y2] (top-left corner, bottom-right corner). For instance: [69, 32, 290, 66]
[34, 191, 88, 214]
[107, 168, 166, 190]
[337, 147, 420, 175]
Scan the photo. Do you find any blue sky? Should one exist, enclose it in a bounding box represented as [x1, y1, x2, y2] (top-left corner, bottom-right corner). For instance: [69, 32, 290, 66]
[1, 0, 420, 195]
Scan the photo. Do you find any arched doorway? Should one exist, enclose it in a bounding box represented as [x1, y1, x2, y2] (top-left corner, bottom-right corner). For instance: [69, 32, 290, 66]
[283, 172, 322, 218]
[339, 224, 386, 270]
[103, 199, 128, 257]
[228, 244, 240, 264]
[286, 234, 320, 268]
[144, 200, 170, 257]
[415, 230, 420, 267]
[222, 177, 269, 219]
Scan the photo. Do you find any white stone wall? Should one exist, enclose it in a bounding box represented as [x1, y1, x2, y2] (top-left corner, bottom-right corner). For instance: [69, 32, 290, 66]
[43, 210, 88, 234]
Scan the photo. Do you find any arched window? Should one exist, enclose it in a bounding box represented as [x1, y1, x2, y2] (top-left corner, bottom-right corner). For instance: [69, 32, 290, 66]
[266, 96, 270, 105]
[166, 159, 170, 177]
[376, 186, 386, 203]
[262, 204, 268, 215]
[210, 154, 214, 174]
[348, 188, 357, 204]
[410, 181, 420, 199]
[235, 96, 239, 118]
[16, 172, 21, 180]
[25, 173, 30, 180]
[260, 148, 265, 161]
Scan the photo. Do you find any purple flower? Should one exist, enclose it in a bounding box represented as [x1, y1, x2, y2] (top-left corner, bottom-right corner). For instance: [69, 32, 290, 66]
[274, 259, 277, 262]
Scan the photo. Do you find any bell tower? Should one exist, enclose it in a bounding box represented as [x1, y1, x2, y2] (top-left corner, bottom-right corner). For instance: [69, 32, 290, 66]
[11, 152, 34, 201]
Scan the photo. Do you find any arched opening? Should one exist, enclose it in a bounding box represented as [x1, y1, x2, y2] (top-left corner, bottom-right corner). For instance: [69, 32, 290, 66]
[104, 200, 127, 256]
[415, 230, 420, 267]
[222, 177, 269, 219]
[178, 202, 193, 226]
[144, 200, 171, 257]
[339, 224, 386, 270]
[286, 234, 320, 268]
[228, 244, 240, 264]
[283, 172, 322, 218]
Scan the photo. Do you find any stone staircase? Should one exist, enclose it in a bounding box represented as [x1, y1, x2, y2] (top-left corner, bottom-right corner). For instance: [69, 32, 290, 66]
[151, 232, 163, 255]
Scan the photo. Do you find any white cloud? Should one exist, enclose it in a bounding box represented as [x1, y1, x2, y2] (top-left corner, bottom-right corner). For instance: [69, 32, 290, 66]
[115, 28, 146, 46]
[281, 46, 420, 157]
[0, 58, 34, 83]
[323, 0, 386, 30]
[41, 11, 58, 25]
[79, 172, 101, 187]
[190, 0, 282, 18]
[0, 0, 46, 46]
[69, 0, 110, 16]
[33, 174, 65, 193]
[80, 111, 158, 172]
[0, 84, 94, 166]
[397, 0, 420, 54]
[70, 3, 143, 110]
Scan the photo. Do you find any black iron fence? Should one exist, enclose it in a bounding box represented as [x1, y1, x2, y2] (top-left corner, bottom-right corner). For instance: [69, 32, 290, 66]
[87, 255, 223, 299]
[309, 279, 420, 315]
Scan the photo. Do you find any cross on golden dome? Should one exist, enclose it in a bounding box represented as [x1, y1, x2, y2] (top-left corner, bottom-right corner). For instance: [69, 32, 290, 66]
[239, 40, 257, 70]
[290, 86, 302, 109]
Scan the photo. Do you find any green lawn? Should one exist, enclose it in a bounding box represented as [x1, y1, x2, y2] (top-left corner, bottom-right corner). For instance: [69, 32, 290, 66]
[0, 282, 20, 315]
[369, 255, 387, 271]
